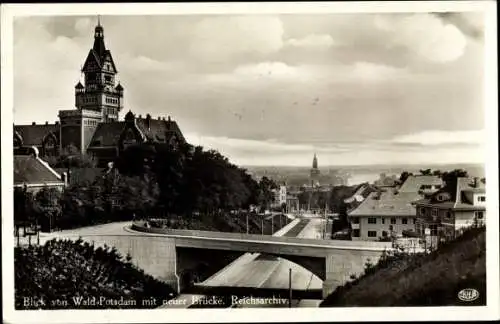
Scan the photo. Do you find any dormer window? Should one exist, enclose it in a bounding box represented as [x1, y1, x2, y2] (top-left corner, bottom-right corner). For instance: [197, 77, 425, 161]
[477, 196, 486, 202]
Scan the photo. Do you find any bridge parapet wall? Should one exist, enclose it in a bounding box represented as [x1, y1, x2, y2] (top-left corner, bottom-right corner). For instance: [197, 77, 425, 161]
[131, 223, 392, 250]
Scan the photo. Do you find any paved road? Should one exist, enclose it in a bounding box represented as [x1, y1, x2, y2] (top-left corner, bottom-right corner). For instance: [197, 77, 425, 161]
[193, 216, 326, 308]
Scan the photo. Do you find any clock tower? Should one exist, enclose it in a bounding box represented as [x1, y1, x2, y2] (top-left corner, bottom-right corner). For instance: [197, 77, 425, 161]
[59, 17, 125, 154]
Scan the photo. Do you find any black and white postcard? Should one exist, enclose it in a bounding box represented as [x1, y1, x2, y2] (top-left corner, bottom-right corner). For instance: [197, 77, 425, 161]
[1, 1, 498, 323]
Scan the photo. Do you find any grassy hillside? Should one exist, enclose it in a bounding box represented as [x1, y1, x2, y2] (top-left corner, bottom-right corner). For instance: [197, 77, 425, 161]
[15, 238, 177, 309]
[321, 226, 486, 307]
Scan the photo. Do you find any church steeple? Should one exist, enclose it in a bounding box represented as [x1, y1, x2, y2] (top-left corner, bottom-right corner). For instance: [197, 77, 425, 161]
[312, 153, 318, 169]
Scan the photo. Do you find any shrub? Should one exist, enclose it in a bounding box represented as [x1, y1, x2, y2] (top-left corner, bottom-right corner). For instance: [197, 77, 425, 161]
[15, 238, 177, 309]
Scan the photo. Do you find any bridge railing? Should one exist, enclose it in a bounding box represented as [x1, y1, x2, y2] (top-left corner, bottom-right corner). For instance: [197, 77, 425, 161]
[131, 221, 392, 250]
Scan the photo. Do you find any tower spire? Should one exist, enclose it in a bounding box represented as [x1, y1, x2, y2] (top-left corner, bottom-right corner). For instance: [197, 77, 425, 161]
[93, 15, 105, 57]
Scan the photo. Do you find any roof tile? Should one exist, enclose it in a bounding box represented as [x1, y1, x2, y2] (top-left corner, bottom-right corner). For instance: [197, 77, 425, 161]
[14, 124, 59, 146]
[14, 155, 63, 185]
[349, 191, 422, 217]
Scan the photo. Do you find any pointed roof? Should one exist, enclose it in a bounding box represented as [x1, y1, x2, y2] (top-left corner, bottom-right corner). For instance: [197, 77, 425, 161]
[312, 153, 318, 169]
[14, 124, 60, 146]
[75, 81, 84, 89]
[14, 154, 63, 186]
[81, 18, 118, 73]
[93, 16, 106, 58]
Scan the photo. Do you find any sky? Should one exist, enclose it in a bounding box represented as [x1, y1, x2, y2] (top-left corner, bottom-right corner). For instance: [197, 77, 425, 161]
[12, 12, 487, 167]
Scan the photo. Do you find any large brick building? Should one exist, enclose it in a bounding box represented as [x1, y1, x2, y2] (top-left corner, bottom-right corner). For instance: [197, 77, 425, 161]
[14, 18, 185, 167]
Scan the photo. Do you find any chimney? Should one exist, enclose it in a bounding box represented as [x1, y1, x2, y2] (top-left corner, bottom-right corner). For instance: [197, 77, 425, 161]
[32, 122, 36, 125]
[45, 121, 49, 125]
[473, 177, 479, 188]
[62, 172, 68, 187]
[167, 116, 171, 122]
[55, 121, 60, 125]
[138, 114, 142, 119]
[157, 116, 161, 120]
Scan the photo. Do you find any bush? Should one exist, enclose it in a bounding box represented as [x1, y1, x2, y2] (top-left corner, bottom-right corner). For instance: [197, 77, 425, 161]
[15, 238, 177, 309]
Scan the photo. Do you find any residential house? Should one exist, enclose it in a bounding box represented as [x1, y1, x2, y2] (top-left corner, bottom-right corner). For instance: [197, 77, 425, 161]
[348, 175, 444, 241]
[413, 177, 486, 247]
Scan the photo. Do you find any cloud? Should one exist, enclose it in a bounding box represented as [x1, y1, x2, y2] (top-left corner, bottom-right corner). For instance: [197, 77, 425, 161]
[376, 13, 467, 63]
[433, 12, 484, 40]
[349, 61, 408, 81]
[188, 16, 284, 61]
[285, 34, 335, 49]
[233, 61, 304, 80]
[74, 18, 92, 35]
[125, 55, 184, 73]
[391, 130, 486, 146]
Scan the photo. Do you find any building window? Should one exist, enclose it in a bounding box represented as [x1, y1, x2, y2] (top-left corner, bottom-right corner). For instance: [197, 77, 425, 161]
[381, 218, 385, 224]
[445, 211, 452, 219]
[435, 185, 442, 189]
[478, 196, 486, 202]
[413, 218, 416, 224]
[351, 217, 359, 224]
[475, 211, 484, 219]
[352, 229, 360, 237]
[431, 208, 438, 217]
[367, 217, 377, 224]
[367, 231, 377, 238]
[419, 207, 426, 216]
[390, 218, 396, 224]
[402, 218, 408, 224]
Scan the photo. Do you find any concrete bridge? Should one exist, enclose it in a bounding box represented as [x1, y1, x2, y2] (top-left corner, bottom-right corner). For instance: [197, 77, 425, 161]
[47, 222, 392, 298]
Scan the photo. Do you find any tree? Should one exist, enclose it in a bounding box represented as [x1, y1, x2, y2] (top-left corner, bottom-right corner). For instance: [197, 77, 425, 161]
[399, 171, 413, 184]
[34, 186, 62, 231]
[257, 176, 278, 210]
[14, 186, 37, 225]
[441, 169, 469, 195]
[419, 169, 432, 176]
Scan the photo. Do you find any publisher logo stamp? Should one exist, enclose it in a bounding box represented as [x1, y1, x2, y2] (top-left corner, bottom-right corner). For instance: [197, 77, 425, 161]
[457, 288, 480, 302]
